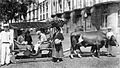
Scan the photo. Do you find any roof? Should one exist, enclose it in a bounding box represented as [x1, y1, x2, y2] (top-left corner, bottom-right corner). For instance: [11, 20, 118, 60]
[9, 22, 51, 29]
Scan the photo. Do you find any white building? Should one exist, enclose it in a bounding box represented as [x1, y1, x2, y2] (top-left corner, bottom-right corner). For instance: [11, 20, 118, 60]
[50, 0, 120, 44]
[9, 0, 120, 44]
[26, 0, 51, 22]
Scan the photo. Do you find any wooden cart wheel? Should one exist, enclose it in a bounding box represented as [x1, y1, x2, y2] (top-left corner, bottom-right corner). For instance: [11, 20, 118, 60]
[31, 48, 41, 56]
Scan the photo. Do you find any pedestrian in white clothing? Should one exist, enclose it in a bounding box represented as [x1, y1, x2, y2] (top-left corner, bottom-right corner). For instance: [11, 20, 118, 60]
[34, 31, 47, 53]
[0, 24, 12, 66]
[106, 27, 115, 57]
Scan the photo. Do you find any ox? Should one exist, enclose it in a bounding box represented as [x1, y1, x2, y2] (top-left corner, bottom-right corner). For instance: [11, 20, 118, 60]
[70, 30, 119, 58]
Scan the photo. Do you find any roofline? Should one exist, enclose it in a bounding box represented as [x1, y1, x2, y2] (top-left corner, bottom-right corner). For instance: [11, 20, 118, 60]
[94, 1, 120, 7]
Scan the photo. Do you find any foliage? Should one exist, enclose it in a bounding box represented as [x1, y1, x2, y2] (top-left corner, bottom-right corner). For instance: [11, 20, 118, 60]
[0, 0, 34, 23]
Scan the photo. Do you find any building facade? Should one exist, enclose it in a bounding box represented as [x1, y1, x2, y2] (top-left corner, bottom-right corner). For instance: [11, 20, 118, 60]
[10, 0, 51, 23]
[10, 0, 120, 44]
[26, 0, 51, 22]
[50, 0, 120, 44]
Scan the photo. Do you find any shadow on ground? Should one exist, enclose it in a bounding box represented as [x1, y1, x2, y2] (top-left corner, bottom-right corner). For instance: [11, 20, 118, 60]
[14, 51, 110, 64]
[15, 54, 52, 64]
[69, 51, 108, 58]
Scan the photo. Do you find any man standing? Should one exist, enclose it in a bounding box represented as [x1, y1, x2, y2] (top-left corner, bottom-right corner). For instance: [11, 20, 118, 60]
[0, 23, 12, 66]
[106, 27, 115, 57]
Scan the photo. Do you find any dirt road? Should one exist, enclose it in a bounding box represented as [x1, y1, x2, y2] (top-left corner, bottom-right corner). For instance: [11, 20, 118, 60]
[0, 56, 119, 68]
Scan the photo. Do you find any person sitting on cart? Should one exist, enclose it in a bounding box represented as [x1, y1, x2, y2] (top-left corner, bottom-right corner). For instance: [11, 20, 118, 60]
[24, 31, 34, 52]
[16, 31, 32, 51]
[17, 31, 27, 44]
[34, 31, 47, 53]
[25, 31, 33, 45]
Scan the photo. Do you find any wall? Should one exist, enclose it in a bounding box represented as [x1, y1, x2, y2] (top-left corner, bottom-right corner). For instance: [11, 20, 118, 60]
[107, 3, 120, 44]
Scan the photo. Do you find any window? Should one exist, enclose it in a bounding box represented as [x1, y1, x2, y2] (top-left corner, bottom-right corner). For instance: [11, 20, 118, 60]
[43, 14, 45, 20]
[40, 4, 42, 14]
[46, 2, 48, 12]
[46, 13, 48, 19]
[37, 8, 38, 20]
[101, 15, 107, 28]
[40, 15, 42, 20]
[43, 3, 45, 13]
[67, 0, 71, 10]
[33, 10, 35, 21]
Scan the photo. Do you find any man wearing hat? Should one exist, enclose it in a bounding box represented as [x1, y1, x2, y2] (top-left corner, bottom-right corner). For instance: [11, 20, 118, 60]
[34, 31, 47, 53]
[106, 26, 115, 57]
[0, 23, 12, 66]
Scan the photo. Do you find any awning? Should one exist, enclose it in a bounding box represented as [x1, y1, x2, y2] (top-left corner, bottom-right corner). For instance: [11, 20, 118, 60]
[9, 22, 51, 29]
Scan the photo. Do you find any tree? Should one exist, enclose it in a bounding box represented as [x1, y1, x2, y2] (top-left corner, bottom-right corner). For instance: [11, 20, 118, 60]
[0, 0, 35, 23]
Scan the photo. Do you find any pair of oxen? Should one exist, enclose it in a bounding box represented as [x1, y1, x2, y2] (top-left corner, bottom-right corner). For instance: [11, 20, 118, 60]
[70, 30, 119, 58]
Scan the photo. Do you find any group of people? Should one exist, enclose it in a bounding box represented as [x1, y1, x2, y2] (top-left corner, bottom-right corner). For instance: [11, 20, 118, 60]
[0, 24, 35, 66]
[0, 23, 118, 66]
[0, 23, 65, 66]
[17, 30, 33, 46]
[34, 27, 64, 63]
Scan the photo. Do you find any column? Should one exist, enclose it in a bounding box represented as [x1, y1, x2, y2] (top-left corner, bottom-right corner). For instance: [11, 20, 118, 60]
[38, 4, 40, 21]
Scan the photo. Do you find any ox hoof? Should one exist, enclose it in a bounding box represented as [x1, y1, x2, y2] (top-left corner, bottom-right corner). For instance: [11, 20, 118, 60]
[78, 54, 82, 58]
[70, 54, 74, 59]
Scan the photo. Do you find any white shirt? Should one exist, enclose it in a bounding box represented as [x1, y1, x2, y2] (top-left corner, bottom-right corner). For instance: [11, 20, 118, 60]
[106, 31, 114, 39]
[0, 31, 12, 43]
[39, 33, 47, 42]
